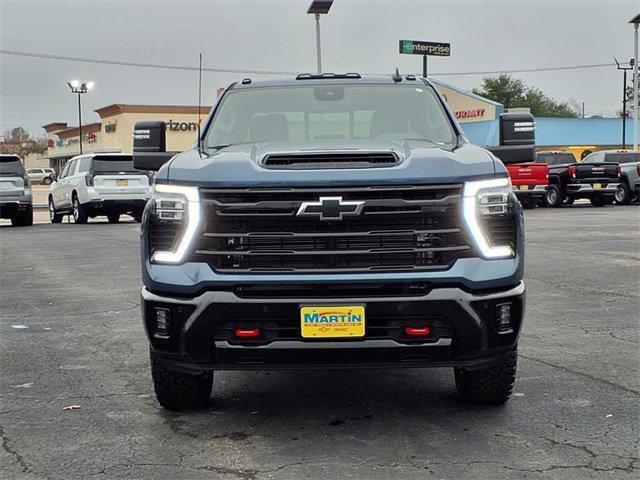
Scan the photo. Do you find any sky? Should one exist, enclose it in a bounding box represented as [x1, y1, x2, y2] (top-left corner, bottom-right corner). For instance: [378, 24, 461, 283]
[0, 0, 637, 136]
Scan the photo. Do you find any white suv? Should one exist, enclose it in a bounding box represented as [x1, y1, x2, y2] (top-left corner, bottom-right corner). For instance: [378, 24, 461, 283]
[26, 167, 56, 185]
[48, 153, 152, 224]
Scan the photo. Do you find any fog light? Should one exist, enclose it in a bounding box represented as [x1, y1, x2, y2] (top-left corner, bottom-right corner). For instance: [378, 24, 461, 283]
[495, 303, 512, 332]
[155, 308, 172, 336]
[405, 326, 430, 337]
[235, 328, 261, 338]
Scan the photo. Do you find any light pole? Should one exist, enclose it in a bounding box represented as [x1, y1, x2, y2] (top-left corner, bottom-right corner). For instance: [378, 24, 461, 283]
[66, 80, 94, 154]
[307, 0, 333, 74]
[615, 58, 632, 149]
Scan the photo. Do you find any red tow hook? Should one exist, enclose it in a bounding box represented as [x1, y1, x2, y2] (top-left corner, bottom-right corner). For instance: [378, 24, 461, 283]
[405, 326, 430, 336]
[235, 328, 261, 338]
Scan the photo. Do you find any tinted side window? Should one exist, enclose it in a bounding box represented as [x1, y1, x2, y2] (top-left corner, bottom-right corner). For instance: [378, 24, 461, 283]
[60, 161, 71, 178]
[77, 157, 92, 172]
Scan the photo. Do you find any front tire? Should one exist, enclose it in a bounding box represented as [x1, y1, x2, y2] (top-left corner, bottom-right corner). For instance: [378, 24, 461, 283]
[43, 177, 52, 185]
[107, 213, 120, 224]
[614, 183, 631, 205]
[545, 185, 564, 207]
[72, 196, 88, 224]
[454, 350, 517, 405]
[150, 352, 213, 411]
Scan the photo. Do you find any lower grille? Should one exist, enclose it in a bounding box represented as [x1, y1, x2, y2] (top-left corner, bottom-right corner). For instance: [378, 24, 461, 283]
[214, 315, 453, 346]
[191, 185, 474, 273]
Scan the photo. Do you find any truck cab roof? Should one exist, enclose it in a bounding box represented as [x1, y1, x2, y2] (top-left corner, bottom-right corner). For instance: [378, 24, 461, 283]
[229, 73, 428, 90]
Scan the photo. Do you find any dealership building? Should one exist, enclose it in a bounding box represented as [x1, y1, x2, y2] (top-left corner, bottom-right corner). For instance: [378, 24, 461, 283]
[43, 104, 212, 171]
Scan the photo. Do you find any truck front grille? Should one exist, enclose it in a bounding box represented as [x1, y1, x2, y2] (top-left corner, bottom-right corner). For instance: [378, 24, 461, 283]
[191, 185, 474, 273]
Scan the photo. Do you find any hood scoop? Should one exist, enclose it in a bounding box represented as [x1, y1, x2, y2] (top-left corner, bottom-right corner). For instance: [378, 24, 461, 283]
[262, 151, 400, 169]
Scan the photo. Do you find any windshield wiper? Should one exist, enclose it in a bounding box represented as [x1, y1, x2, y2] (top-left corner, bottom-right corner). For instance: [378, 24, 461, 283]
[206, 144, 231, 152]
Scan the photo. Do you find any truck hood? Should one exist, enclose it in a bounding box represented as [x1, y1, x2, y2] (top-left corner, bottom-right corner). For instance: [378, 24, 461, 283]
[159, 141, 502, 187]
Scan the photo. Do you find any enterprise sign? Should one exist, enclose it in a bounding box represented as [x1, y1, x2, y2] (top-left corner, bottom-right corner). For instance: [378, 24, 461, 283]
[399, 40, 451, 57]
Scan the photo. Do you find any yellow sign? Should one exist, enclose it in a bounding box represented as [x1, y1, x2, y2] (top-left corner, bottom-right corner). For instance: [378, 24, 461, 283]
[300, 306, 365, 338]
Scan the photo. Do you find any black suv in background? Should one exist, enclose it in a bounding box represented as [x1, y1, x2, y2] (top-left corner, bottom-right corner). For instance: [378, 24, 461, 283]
[0, 154, 33, 226]
[534, 150, 578, 207]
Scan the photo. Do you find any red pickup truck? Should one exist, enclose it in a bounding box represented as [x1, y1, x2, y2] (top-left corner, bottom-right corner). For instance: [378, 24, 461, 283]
[506, 162, 549, 209]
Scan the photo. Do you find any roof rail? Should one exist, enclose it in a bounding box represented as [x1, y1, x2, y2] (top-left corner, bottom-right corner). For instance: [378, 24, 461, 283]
[295, 72, 361, 80]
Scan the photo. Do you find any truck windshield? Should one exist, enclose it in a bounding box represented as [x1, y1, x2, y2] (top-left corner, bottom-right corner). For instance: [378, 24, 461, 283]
[204, 84, 457, 150]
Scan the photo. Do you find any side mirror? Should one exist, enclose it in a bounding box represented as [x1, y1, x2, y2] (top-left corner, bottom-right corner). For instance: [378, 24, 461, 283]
[133, 121, 176, 171]
[486, 113, 535, 164]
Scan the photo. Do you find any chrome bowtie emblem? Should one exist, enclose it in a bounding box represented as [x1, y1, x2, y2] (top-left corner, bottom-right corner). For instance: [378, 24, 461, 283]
[296, 196, 364, 221]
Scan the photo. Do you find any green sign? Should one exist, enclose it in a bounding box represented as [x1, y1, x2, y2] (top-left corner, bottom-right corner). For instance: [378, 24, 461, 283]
[399, 40, 451, 57]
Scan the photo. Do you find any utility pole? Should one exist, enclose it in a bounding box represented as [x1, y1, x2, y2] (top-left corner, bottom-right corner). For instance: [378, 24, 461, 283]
[582, 102, 585, 119]
[630, 14, 639, 150]
[615, 58, 632, 149]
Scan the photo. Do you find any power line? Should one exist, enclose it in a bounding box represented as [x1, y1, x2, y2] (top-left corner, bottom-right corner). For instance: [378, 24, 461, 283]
[0, 49, 616, 77]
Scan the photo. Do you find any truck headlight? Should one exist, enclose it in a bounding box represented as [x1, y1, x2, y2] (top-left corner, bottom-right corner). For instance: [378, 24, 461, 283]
[462, 178, 515, 259]
[150, 184, 201, 264]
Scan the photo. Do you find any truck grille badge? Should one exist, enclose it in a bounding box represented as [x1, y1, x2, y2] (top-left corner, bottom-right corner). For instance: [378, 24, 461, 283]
[296, 196, 364, 221]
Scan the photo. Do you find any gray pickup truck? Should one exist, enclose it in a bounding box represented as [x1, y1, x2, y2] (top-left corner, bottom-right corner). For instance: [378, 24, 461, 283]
[132, 73, 527, 411]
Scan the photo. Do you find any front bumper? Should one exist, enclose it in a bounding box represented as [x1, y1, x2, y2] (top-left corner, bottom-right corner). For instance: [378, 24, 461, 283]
[566, 183, 619, 197]
[513, 185, 547, 198]
[142, 281, 525, 372]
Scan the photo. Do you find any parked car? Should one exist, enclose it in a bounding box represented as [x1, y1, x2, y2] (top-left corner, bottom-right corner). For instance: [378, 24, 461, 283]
[133, 74, 526, 410]
[26, 167, 56, 185]
[48, 153, 152, 224]
[604, 150, 640, 205]
[534, 150, 577, 207]
[566, 150, 623, 206]
[0, 154, 33, 226]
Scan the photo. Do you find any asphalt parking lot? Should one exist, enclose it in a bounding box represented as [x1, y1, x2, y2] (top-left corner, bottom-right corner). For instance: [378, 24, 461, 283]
[1, 205, 638, 480]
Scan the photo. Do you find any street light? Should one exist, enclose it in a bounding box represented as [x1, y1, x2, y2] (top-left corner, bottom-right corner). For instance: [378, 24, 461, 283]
[307, 0, 333, 74]
[630, 13, 640, 150]
[614, 58, 633, 149]
[66, 80, 94, 154]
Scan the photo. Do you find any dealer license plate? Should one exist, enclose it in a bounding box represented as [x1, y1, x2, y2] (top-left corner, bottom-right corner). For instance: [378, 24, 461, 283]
[300, 306, 365, 338]
[519, 185, 529, 190]
[116, 179, 129, 187]
[593, 183, 602, 189]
